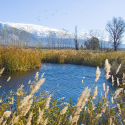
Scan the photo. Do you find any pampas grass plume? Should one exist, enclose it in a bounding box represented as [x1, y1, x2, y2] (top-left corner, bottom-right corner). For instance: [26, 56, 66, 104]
[104, 59, 111, 79]
[92, 86, 98, 99]
[26, 111, 33, 125]
[116, 64, 121, 74]
[60, 106, 68, 115]
[113, 88, 123, 99]
[3, 111, 11, 118]
[7, 76, 11, 82]
[95, 66, 101, 82]
[103, 83, 105, 91]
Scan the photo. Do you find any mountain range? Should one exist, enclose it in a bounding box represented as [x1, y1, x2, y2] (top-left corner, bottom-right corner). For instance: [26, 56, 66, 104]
[0, 22, 125, 49]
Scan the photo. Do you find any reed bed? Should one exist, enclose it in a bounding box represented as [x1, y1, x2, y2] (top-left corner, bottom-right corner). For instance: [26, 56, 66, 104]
[40, 49, 125, 67]
[0, 46, 41, 72]
[0, 59, 125, 125]
[1, 46, 125, 74]
[40, 49, 125, 80]
[0, 46, 125, 83]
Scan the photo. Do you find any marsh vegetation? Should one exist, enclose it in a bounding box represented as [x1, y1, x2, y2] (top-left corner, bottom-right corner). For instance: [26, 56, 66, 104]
[0, 59, 125, 124]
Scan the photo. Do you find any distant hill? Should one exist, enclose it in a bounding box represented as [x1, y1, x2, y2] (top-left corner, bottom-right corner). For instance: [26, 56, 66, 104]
[0, 22, 125, 49]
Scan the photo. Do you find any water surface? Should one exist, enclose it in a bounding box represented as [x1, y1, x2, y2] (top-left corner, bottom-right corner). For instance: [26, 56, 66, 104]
[0, 63, 115, 103]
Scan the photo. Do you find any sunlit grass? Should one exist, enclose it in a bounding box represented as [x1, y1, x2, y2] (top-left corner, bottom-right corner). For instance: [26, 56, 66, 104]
[40, 49, 125, 79]
[0, 59, 125, 124]
[0, 46, 41, 72]
[0, 46, 125, 83]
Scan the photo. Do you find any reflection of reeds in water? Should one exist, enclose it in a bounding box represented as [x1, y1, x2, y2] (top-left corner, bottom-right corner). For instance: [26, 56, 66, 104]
[0, 59, 125, 125]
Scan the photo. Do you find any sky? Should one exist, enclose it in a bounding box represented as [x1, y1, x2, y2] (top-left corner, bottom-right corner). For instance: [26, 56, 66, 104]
[1, 0, 125, 42]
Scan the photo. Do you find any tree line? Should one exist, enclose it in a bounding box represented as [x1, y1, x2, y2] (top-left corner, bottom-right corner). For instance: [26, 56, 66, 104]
[0, 17, 125, 51]
[82, 17, 125, 51]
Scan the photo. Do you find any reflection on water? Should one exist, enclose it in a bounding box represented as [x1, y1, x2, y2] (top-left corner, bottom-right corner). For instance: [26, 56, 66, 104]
[0, 63, 116, 103]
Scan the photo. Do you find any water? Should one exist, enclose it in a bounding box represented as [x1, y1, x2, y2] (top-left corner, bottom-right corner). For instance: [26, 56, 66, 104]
[0, 63, 116, 103]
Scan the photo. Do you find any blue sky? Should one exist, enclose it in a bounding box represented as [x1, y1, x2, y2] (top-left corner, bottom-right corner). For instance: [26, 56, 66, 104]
[1, 0, 125, 42]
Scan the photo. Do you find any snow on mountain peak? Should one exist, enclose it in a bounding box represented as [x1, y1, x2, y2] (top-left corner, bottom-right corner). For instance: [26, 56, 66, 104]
[0, 22, 74, 38]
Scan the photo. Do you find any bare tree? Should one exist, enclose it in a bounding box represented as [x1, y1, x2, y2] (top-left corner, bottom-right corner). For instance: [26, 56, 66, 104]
[106, 17, 125, 51]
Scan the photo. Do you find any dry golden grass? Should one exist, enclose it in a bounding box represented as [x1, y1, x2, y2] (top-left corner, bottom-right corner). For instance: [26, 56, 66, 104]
[0, 59, 125, 124]
[1, 46, 125, 80]
[0, 46, 41, 72]
[40, 49, 125, 67]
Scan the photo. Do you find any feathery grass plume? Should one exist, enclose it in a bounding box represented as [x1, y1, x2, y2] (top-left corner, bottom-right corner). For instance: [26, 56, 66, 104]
[3, 111, 11, 118]
[103, 83, 105, 91]
[0, 116, 3, 124]
[82, 79, 83, 83]
[92, 86, 98, 99]
[116, 63, 121, 74]
[123, 119, 125, 124]
[104, 59, 111, 79]
[92, 101, 96, 110]
[16, 84, 24, 96]
[113, 88, 123, 99]
[61, 102, 70, 105]
[105, 91, 107, 99]
[75, 87, 88, 107]
[109, 117, 112, 125]
[95, 66, 101, 82]
[117, 78, 120, 86]
[112, 75, 115, 86]
[0, 67, 5, 76]
[95, 101, 109, 119]
[37, 107, 44, 124]
[30, 78, 45, 95]
[60, 106, 68, 115]
[80, 88, 91, 108]
[106, 86, 109, 94]
[57, 97, 65, 101]
[111, 97, 114, 104]
[45, 94, 52, 109]
[20, 99, 33, 116]
[26, 111, 33, 125]
[30, 85, 33, 89]
[12, 115, 19, 124]
[41, 72, 45, 79]
[2, 120, 7, 125]
[18, 94, 32, 110]
[35, 71, 39, 81]
[69, 87, 91, 124]
[0, 99, 2, 103]
[43, 117, 48, 125]
[117, 104, 121, 114]
[7, 76, 11, 82]
[28, 79, 31, 84]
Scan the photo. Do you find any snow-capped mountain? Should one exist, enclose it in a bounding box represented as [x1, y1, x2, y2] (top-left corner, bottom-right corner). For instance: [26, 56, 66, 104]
[0, 22, 86, 48]
[0, 22, 125, 49]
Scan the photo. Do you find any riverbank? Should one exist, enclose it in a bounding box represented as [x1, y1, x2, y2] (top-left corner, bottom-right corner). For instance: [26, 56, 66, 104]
[0, 46, 125, 78]
[40, 49, 125, 77]
[0, 46, 41, 72]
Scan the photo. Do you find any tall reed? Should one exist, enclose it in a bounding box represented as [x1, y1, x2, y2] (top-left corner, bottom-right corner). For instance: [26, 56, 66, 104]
[0, 59, 125, 124]
[0, 46, 41, 72]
